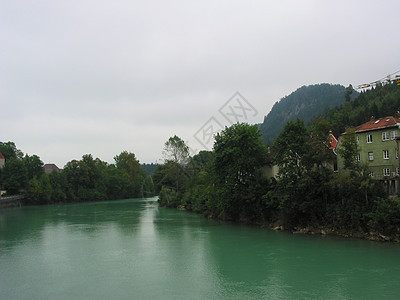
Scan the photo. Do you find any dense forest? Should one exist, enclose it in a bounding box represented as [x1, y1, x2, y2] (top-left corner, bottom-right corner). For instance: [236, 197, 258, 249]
[156, 83, 400, 241]
[325, 82, 400, 137]
[0, 142, 154, 204]
[259, 83, 357, 146]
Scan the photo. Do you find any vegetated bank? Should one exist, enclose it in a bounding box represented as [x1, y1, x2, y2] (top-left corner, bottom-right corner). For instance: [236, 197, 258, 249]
[0, 143, 155, 206]
[156, 84, 400, 242]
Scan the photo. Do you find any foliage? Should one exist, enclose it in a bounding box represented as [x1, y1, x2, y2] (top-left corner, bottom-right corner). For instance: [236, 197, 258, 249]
[336, 127, 359, 173]
[1, 141, 154, 203]
[26, 174, 52, 205]
[141, 163, 158, 176]
[24, 154, 44, 179]
[325, 83, 400, 137]
[211, 123, 269, 221]
[0, 141, 24, 160]
[114, 151, 146, 197]
[273, 119, 309, 178]
[2, 158, 28, 195]
[259, 83, 355, 146]
[163, 135, 190, 165]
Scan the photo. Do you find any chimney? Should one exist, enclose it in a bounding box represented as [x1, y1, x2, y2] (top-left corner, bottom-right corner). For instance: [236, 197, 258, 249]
[370, 116, 375, 121]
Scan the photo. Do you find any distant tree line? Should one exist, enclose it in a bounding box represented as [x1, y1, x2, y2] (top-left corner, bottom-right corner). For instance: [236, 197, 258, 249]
[156, 83, 400, 241]
[0, 142, 154, 205]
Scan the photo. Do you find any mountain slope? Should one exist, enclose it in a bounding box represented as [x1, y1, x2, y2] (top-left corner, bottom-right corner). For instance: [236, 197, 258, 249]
[259, 83, 355, 145]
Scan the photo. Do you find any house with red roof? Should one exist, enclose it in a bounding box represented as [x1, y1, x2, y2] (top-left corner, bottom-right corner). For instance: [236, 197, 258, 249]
[338, 115, 400, 194]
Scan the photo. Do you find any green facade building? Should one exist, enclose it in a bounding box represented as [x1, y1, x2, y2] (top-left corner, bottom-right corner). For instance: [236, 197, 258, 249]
[338, 115, 400, 194]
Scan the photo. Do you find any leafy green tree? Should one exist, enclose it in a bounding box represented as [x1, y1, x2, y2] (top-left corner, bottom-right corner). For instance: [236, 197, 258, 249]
[336, 127, 359, 173]
[114, 151, 146, 197]
[305, 117, 336, 168]
[0, 141, 23, 160]
[48, 171, 67, 202]
[271, 118, 336, 226]
[62, 154, 108, 201]
[345, 84, 353, 102]
[26, 174, 52, 204]
[273, 119, 309, 178]
[152, 162, 176, 194]
[23, 154, 44, 179]
[163, 135, 190, 165]
[2, 158, 28, 194]
[211, 123, 268, 221]
[192, 150, 214, 171]
[161, 136, 190, 192]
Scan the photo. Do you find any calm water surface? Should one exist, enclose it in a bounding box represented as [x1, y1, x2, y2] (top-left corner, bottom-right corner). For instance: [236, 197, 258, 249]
[1, 197, 400, 299]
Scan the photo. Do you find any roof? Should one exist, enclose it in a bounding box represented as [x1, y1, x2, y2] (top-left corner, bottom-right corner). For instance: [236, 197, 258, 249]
[354, 116, 400, 133]
[44, 163, 61, 174]
[0, 152, 4, 159]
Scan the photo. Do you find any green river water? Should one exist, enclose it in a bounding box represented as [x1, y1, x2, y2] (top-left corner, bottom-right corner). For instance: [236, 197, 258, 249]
[1, 197, 400, 299]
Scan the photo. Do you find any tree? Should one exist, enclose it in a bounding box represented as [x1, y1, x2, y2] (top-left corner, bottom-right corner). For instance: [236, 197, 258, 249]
[161, 136, 190, 192]
[305, 117, 336, 168]
[114, 151, 146, 197]
[26, 174, 52, 204]
[23, 154, 44, 179]
[345, 84, 353, 102]
[3, 158, 28, 194]
[337, 127, 359, 173]
[273, 119, 309, 179]
[271, 118, 335, 226]
[62, 154, 108, 201]
[163, 135, 190, 165]
[0, 142, 23, 160]
[212, 123, 268, 221]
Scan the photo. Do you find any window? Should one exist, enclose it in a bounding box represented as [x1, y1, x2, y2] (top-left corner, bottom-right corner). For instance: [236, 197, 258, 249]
[368, 152, 374, 161]
[382, 132, 389, 141]
[391, 131, 398, 140]
[356, 154, 360, 162]
[397, 168, 399, 176]
[367, 134, 373, 143]
[356, 135, 359, 144]
[383, 168, 390, 176]
[397, 149, 399, 159]
[383, 150, 389, 159]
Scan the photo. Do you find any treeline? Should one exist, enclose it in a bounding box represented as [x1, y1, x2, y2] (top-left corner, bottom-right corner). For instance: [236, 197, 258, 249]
[326, 82, 400, 138]
[156, 83, 400, 240]
[0, 142, 154, 205]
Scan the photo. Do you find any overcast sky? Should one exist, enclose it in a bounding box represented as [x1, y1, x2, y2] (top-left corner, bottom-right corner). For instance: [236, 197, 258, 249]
[1, 0, 399, 167]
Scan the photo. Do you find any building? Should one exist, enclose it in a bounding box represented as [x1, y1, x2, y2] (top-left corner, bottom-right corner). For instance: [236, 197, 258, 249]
[338, 115, 400, 194]
[44, 163, 61, 174]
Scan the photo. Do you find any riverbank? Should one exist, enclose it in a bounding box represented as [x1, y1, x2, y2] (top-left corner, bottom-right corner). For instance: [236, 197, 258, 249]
[0, 195, 24, 209]
[172, 202, 400, 243]
[270, 223, 400, 243]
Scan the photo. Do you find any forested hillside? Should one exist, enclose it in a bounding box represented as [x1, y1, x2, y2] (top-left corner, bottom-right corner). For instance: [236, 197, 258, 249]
[325, 82, 400, 137]
[259, 83, 355, 145]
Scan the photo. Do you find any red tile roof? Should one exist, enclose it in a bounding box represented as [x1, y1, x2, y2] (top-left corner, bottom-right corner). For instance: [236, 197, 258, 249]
[0, 152, 4, 159]
[354, 116, 400, 133]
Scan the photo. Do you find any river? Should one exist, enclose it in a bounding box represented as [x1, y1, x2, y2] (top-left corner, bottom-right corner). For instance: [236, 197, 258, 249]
[1, 197, 400, 299]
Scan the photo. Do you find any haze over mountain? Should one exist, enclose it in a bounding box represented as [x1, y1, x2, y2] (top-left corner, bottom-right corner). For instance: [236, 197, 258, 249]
[259, 83, 357, 145]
